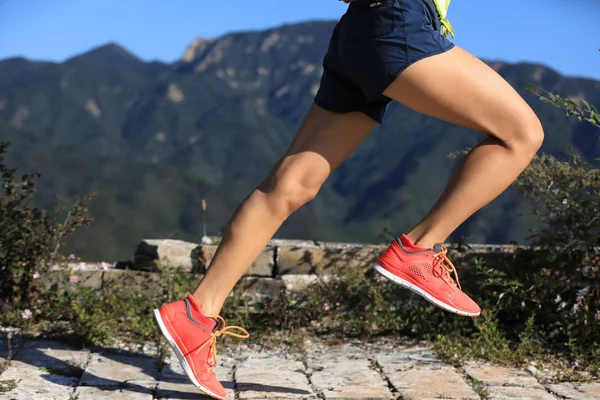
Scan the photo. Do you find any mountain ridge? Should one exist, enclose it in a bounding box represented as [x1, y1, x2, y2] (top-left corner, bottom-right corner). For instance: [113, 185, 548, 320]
[0, 20, 598, 260]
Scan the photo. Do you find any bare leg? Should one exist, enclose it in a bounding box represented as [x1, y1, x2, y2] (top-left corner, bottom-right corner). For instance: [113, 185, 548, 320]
[193, 104, 375, 316]
[383, 46, 544, 248]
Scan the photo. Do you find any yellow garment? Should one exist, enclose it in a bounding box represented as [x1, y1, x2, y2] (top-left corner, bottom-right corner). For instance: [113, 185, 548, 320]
[431, 0, 454, 38]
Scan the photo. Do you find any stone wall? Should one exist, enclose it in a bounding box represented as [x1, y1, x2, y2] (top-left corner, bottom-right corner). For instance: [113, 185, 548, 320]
[45, 238, 523, 301]
[131, 238, 523, 275]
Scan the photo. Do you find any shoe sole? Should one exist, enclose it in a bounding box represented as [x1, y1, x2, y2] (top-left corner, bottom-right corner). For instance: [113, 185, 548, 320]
[153, 309, 224, 399]
[373, 263, 480, 317]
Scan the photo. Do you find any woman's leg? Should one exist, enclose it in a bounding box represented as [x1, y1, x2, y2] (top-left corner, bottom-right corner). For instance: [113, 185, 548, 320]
[192, 104, 375, 316]
[383, 46, 544, 248]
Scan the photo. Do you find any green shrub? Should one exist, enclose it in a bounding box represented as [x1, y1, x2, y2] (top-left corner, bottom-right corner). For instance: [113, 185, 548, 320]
[0, 141, 94, 311]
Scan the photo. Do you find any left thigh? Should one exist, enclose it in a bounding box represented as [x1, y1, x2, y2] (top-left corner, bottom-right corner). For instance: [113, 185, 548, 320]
[383, 46, 541, 142]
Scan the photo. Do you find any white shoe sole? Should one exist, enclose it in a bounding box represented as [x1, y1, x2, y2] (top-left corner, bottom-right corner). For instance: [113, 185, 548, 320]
[153, 309, 224, 399]
[373, 263, 480, 317]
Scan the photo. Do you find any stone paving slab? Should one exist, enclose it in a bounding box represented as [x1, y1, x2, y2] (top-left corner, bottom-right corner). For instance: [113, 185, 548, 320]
[487, 385, 557, 400]
[80, 351, 158, 390]
[546, 382, 600, 400]
[463, 362, 562, 399]
[156, 349, 235, 399]
[387, 364, 480, 400]
[307, 341, 393, 400]
[155, 379, 215, 399]
[158, 350, 191, 382]
[236, 354, 316, 399]
[0, 359, 79, 399]
[14, 340, 89, 374]
[374, 346, 442, 369]
[465, 362, 545, 389]
[0, 339, 88, 400]
[74, 386, 154, 399]
[375, 347, 479, 400]
[2, 336, 598, 400]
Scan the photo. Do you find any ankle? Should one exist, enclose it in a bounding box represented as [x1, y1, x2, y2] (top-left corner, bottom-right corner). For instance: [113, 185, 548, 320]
[406, 230, 444, 249]
[191, 292, 219, 317]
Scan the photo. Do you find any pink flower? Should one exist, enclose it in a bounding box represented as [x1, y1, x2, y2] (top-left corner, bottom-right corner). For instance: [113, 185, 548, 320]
[576, 287, 589, 302]
[32, 272, 40, 279]
[100, 262, 109, 271]
[323, 303, 330, 311]
[78, 262, 87, 270]
[70, 275, 80, 284]
[21, 309, 32, 320]
[571, 303, 579, 314]
[68, 254, 76, 260]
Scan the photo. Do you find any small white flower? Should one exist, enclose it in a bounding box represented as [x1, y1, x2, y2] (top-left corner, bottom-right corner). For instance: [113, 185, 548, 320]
[100, 262, 109, 271]
[558, 301, 566, 310]
[78, 262, 87, 270]
[21, 309, 32, 320]
[32, 272, 40, 279]
[554, 294, 562, 303]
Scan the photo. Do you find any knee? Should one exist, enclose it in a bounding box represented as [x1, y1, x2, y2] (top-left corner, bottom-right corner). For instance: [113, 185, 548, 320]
[259, 160, 328, 214]
[505, 110, 544, 156]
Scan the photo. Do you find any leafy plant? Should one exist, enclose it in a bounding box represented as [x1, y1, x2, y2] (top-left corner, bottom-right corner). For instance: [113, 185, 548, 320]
[0, 141, 94, 309]
[527, 88, 600, 129]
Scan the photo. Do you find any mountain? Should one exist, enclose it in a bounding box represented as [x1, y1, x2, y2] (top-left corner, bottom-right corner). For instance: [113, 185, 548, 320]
[1, 21, 598, 261]
[69, 43, 172, 78]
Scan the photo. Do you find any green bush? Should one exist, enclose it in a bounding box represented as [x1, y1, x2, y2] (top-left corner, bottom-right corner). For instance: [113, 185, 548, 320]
[507, 91, 599, 366]
[436, 91, 600, 371]
[0, 141, 94, 309]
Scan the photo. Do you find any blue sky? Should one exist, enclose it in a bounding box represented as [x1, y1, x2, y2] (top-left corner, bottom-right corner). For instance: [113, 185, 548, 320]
[0, 0, 598, 80]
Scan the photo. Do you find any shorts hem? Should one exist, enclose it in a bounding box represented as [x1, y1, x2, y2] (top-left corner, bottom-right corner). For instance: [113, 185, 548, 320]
[313, 96, 347, 115]
[312, 98, 385, 125]
[366, 42, 456, 103]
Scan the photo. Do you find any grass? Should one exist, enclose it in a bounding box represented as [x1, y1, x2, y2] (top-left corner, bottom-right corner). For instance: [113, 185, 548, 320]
[469, 379, 490, 400]
[39, 365, 84, 378]
[0, 379, 17, 393]
[0, 360, 8, 376]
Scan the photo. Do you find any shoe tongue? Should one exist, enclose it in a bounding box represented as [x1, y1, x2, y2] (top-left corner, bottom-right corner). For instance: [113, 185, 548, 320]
[186, 294, 217, 330]
[399, 234, 429, 252]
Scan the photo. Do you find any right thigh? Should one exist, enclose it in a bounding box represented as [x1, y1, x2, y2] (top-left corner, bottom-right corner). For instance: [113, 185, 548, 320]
[267, 103, 375, 191]
[383, 46, 543, 145]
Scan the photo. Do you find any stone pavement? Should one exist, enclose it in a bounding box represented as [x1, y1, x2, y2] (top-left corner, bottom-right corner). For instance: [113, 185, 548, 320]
[1, 332, 599, 400]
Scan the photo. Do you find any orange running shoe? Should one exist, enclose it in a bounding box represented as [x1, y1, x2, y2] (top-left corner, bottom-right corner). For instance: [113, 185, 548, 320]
[374, 234, 481, 317]
[153, 294, 249, 399]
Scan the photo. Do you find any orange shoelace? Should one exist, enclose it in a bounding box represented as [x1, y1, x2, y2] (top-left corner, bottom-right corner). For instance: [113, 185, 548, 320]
[193, 315, 249, 372]
[433, 245, 462, 289]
